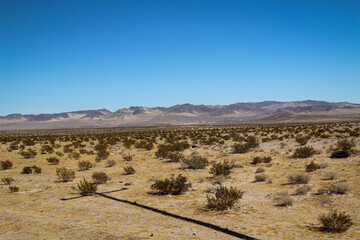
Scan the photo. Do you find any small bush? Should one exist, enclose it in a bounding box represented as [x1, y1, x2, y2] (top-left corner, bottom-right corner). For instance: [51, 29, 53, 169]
[47, 157, 59, 165]
[293, 146, 316, 158]
[9, 186, 19, 192]
[123, 154, 133, 162]
[206, 185, 244, 211]
[91, 171, 109, 184]
[166, 152, 184, 162]
[19, 148, 37, 159]
[305, 161, 321, 172]
[106, 159, 116, 167]
[1, 177, 14, 185]
[78, 160, 94, 171]
[32, 165, 41, 174]
[288, 173, 311, 184]
[324, 171, 337, 180]
[319, 209, 353, 233]
[295, 135, 310, 145]
[151, 174, 191, 195]
[336, 138, 355, 152]
[255, 167, 265, 173]
[251, 156, 272, 164]
[183, 155, 209, 169]
[275, 192, 293, 207]
[328, 182, 349, 194]
[254, 173, 268, 182]
[76, 177, 97, 196]
[209, 160, 234, 177]
[123, 166, 135, 175]
[56, 167, 76, 182]
[1, 160, 13, 170]
[295, 185, 311, 195]
[232, 143, 250, 154]
[21, 166, 32, 174]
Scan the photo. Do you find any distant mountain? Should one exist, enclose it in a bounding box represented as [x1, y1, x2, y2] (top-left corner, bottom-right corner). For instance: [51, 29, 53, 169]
[1, 100, 360, 130]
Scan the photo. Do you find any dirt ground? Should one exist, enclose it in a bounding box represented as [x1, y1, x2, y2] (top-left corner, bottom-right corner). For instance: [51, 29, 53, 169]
[0, 123, 359, 239]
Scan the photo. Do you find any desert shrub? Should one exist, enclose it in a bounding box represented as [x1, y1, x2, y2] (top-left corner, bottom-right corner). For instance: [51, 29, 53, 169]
[206, 186, 244, 211]
[209, 160, 234, 177]
[78, 160, 94, 171]
[20, 148, 37, 159]
[123, 154, 133, 162]
[1, 160, 13, 170]
[251, 156, 272, 164]
[106, 159, 116, 167]
[1, 177, 14, 185]
[246, 136, 259, 149]
[295, 135, 311, 145]
[70, 152, 81, 160]
[155, 141, 190, 158]
[91, 171, 109, 184]
[32, 165, 41, 174]
[76, 177, 97, 196]
[166, 152, 184, 162]
[305, 161, 321, 172]
[96, 150, 109, 161]
[21, 166, 32, 174]
[56, 167, 76, 182]
[255, 167, 265, 173]
[295, 185, 311, 195]
[47, 157, 59, 165]
[9, 186, 19, 192]
[275, 192, 293, 207]
[232, 143, 250, 154]
[328, 182, 349, 194]
[324, 171, 337, 180]
[336, 138, 355, 152]
[123, 166, 135, 175]
[151, 174, 191, 195]
[319, 209, 353, 233]
[183, 154, 209, 169]
[254, 173, 268, 182]
[41, 144, 54, 154]
[55, 151, 64, 157]
[288, 172, 311, 184]
[293, 146, 316, 158]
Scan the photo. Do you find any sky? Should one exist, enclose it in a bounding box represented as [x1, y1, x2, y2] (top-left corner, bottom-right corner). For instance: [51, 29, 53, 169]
[1, 0, 359, 115]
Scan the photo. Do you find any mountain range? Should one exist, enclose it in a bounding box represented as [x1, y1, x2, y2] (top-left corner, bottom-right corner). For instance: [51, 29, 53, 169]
[1, 100, 360, 130]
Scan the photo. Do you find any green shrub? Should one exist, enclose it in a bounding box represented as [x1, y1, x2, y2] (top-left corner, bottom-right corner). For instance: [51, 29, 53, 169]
[47, 157, 59, 165]
[293, 146, 316, 158]
[206, 186, 244, 211]
[76, 177, 97, 196]
[1, 160, 13, 170]
[151, 174, 191, 195]
[183, 154, 209, 169]
[209, 160, 234, 177]
[91, 171, 109, 184]
[123, 166, 135, 175]
[56, 167, 76, 182]
[305, 161, 321, 172]
[233, 136, 259, 154]
[78, 160, 94, 171]
[319, 209, 353, 233]
[1, 177, 14, 185]
[288, 172, 311, 184]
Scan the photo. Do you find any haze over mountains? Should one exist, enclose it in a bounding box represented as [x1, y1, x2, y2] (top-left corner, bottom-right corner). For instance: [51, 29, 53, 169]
[1, 100, 360, 130]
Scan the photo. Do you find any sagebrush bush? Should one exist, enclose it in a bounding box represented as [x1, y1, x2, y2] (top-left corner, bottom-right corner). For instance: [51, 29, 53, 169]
[295, 185, 311, 195]
[288, 173, 311, 184]
[21, 166, 32, 174]
[166, 152, 184, 162]
[328, 182, 349, 194]
[91, 171, 109, 184]
[336, 138, 355, 152]
[275, 192, 293, 207]
[254, 173, 268, 182]
[47, 157, 59, 165]
[305, 161, 321, 172]
[1, 160, 13, 170]
[77, 177, 97, 196]
[209, 160, 234, 177]
[9, 186, 19, 192]
[56, 167, 76, 182]
[32, 165, 41, 174]
[123, 166, 135, 175]
[183, 155, 209, 169]
[78, 160, 94, 171]
[206, 185, 244, 211]
[151, 174, 191, 195]
[251, 156, 272, 164]
[1, 176, 14, 185]
[319, 209, 353, 233]
[295, 135, 310, 145]
[106, 159, 116, 167]
[293, 146, 316, 158]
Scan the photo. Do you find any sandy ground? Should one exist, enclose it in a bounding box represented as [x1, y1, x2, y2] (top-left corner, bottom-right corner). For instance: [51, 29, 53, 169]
[0, 124, 359, 239]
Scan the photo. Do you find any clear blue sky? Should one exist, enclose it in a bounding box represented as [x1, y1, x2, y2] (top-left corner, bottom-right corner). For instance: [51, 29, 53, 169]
[1, 0, 359, 115]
